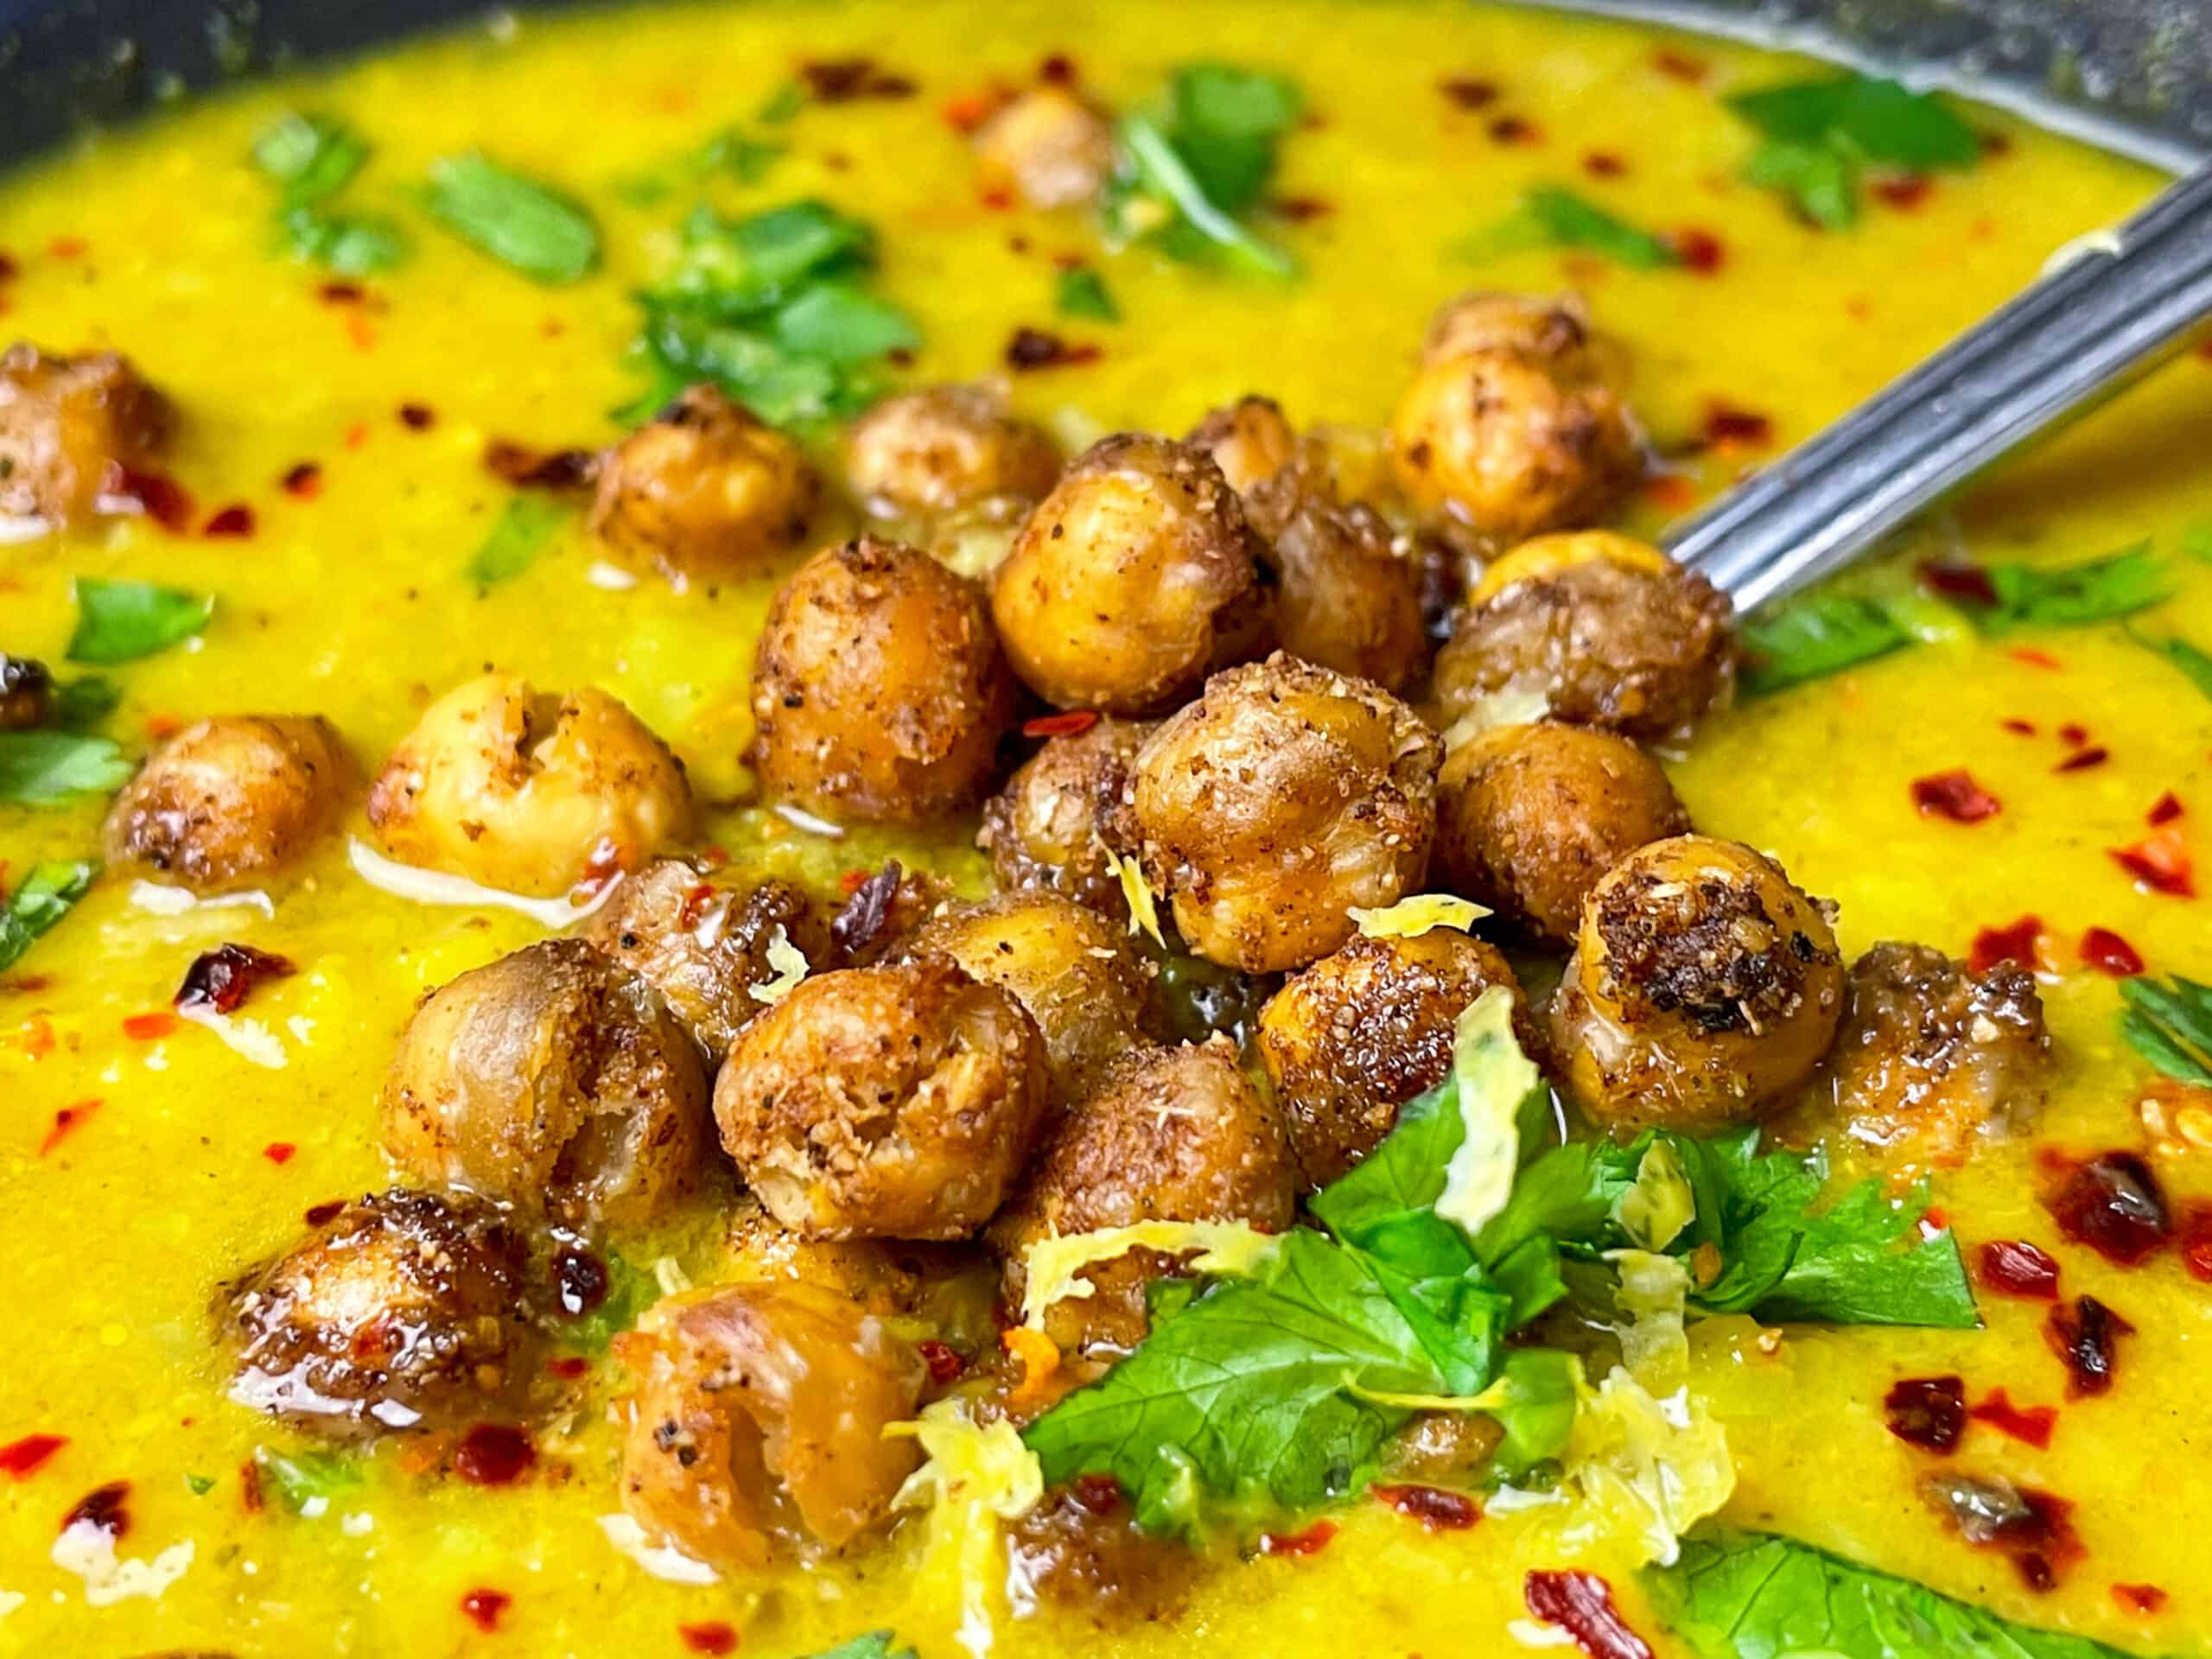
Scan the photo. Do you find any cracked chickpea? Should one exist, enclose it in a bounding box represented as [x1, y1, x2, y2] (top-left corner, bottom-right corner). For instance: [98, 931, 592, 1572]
[844, 380, 1059, 519]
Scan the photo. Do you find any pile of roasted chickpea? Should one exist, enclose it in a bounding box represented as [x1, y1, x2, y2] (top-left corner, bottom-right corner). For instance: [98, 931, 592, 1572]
[0, 281, 2050, 1605]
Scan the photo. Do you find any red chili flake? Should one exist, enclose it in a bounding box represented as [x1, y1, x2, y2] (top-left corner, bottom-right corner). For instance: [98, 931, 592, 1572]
[344, 422, 370, 450]
[1260, 1518, 1338, 1557]
[1487, 115, 1541, 145]
[39, 1098, 101, 1155]
[1922, 1474, 2082, 1591]
[60, 1480, 130, 1539]
[1701, 403, 1773, 449]
[1669, 227, 1726, 271]
[262, 1141, 296, 1166]
[1917, 1206, 1948, 1242]
[2046, 1295, 2133, 1398]
[202, 503, 256, 537]
[281, 462, 323, 499]
[1038, 52, 1077, 85]
[1918, 561, 1999, 606]
[1022, 709, 1099, 740]
[0, 252, 16, 283]
[1003, 327, 1101, 371]
[2058, 721, 2089, 747]
[678, 1624, 740, 1656]
[317, 281, 366, 305]
[2000, 717, 2037, 737]
[101, 465, 195, 533]
[1643, 474, 1696, 511]
[1269, 194, 1332, 222]
[2109, 829, 2196, 899]
[1968, 1389, 2057, 1449]
[484, 440, 598, 492]
[1968, 915, 2044, 976]
[2148, 791, 2184, 827]
[2044, 1151, 2171, 1265]
[553, 1248, 611, 1318]
[397, 403, 435, 430]
[0, 1433, 67, 1478]
[47, 235, 87, 260]
[460, 1589, 512, 1633]
[2055, 747, 2109, 773]
[2079, 927, 2144, 976]
[917, 1339, 966, 1384]
[123, 1010, 179, 1040]
[454, 1423, 535, 1486]
[1373, 1484, 1480, 1530]
[1977, 1239, 2061, 1300]
[1912, 769, 2001, 823]
[1438, 77, 1500, 110]
[1523, 1569, 1655, 1659]
[941, 87, 1009, 133]
[2010, 647, 2063, 671]
[1583, 151, 1627, 178]
[1883, 1375, 1966, 1452]
[2113, 1583, 2170, 1615]
[1872, 175, 1934, 210]
[303, 1199, 346, 1226]
[831, 860, 903, 959]
[1652, 48, 1707, 81]
[2178, 1202, 2212, 1282]
[238, 1456, 264, 1514]
[545, 1356, 590, 1380]
[800, 57, 917, 101]
[175, 944, 296, 1016]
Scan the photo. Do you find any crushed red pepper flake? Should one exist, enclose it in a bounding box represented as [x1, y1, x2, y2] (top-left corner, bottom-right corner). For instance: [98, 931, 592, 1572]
[454, 1422, 536, 1486]
[102, 465, 195, 533]
[123, 1009, 180, 1040]
[1883, 1375, 1966, 1452]
[1523, 1569, 1655, 1659]
[2010, 647, 2063, 671]
[2046, 1295, 2133, 1398]
[1968, 1389, 2057, 1449]
[1670, 228, 1726, 274]
[1873, 174, 1934, 210]
[1269, 194, 1332, 221]
[1259, 1518, 1338, 1556]
[238, 1456, 264, 1514]
[1977, 1238, 2061, 1300]
[800, 56, 918, 101]
[2079, 927, 2144, 976]
[2044, 1151, 2170, 1266]
[40, 1098, 102, 1155]
[1918, 561, 1999, 606]
[1487, 115, 1541, 145]
[202, 503, 256, 538]
[485, 439, 599, 492]
[1372, 1483, 1481, 1530]
[1911, 769, 2001, 823]
[678, 1623, 741, 1656]
[942, 86, 1012, 134]
[2055, 747, 2108, 773]
[304, 1199, 346, 1226]
[2114, 1583, 2171, 1614]
[175, 943, 296, 1016]
[1700, 402, 1773, 449]
[2148, 791, 2184, 827]
[1438, 77, 1501, 110]
[1999, 717, 2037, 737]
[0, 1433, 67, 1478]
[1583, 151, 1627, 178]
[1968, 915, 2044, 976]
[47, 235, 87, 260]
[1922, 1474, 2083, 1592]
[2058, 721, 2089, 747]
[61, 1480, 130, 1539]
[545, 1355, 590, 1380]
[1004, 327, 1101, 371]
[0, 252, 16, 283]
[460, 1588, 512, 1633]
[1022, 709, 1099, 739]
[2178, 1202, 2212, 1283]
[281, 461, 324, 499]
[917, 1338, 966, 1384]
[2109, 828, 2195, 898]
[397, 402, 436, 430]
[1652, 48, 1707, 80]
[262, 1141, 297, 1166]
[1038, 52, 1077, 85]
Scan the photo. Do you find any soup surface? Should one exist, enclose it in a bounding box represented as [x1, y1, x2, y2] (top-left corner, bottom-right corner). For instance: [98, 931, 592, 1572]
[2, 2, 2209, 1656]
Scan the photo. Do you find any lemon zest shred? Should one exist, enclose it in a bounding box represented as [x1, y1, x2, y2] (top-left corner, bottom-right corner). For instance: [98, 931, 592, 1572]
[1347, 893, 1491, 938]
[1018, 1220, 1281, 1329]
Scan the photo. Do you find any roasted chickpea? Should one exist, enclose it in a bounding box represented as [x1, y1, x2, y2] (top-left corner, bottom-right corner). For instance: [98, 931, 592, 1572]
[1389, 292, 1641, 543]
[991, 434, 1272, 715]
[575, 856, 827, 1061]
[104, 715, 353, 893]
[976, 715, 1152, 916]
[382, 939, 710, 1226]
[988, 1038, 1298, 1357]
[1007, 1479, 1204, 1625]
[749, 536, 1019, 823]
[588, 384, 819, 585]
[1823, 943, 2050, 1163]
[619, 1283, 926, 1572]
[1187, 395, 1300, 498]
[1257, 930, 1529, 1186]
[1549, 835, 1845, 1134]
[1258, 489, 1429, 694]
[714, 957, 1052, 1240]
[0, 655, 52, 730]
[0, 343, 175, 529]
[1436, 721, 1689, 943]
[906, 892, 1154, 1101]
[1433, 531, 1735, 741]
[367, 673, 692, 898]
[845, 382, 1059, 519]
[722, 1200, 994, 1337]
[1128, 655, 1440, 973]
[223, 1189, 536, 1435]
[973, 86, 1116, 208]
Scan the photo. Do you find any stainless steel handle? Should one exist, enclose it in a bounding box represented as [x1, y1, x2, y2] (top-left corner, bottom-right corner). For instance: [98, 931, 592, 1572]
[1665, 160, 2212, 613]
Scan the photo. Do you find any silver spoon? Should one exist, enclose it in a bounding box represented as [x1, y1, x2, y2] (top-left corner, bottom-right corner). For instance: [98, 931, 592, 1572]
[1664, 159, 2212, 612]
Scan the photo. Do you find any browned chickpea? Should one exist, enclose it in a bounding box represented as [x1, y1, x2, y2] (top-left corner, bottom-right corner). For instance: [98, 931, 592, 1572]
[1433, 532, 1736, 741]
[1435, 721, 1690, 944]
[1256, 930, 1529, 1186]
[1128, 655, 1440, 973]
[1823, 943, 2050, 1164]
[382, 939, 710, 1227]
[1549, 836, 1845, 1134]
[988, 1037, 1298, 1357]
[906, 891, 1154, 1102]
[588, 384, 819, 586]
[0, 655, 52, 730]
[574, 856, 827, 1061]
[976, 715, 1152, 917]
[844, 381, 1059, 519]
[714, 957, 1052, 1240]
[104, 715, 354, 893]
[619, 1282, 926, 1571]
[367, 673, 692, 897]
[1006, 1479, 1203, 1625]
[990, 435, 1273, 715]
[1258, 488, 1430, 695]
[0, 343, 175, 529]
[223, 1189, 537, 1436]
[974, 86, 1116, 208]
[749, 536, 1019, 823]
[1186, 395, 1300, 498]
[721, 1200, 995, 1338]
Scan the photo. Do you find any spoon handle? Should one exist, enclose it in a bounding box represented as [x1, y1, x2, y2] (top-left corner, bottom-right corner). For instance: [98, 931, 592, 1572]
[1665, 160, 2212, 613]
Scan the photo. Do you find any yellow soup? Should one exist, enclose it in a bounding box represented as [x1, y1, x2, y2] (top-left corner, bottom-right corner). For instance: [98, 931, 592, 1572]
[1, 2, 2209, 1656]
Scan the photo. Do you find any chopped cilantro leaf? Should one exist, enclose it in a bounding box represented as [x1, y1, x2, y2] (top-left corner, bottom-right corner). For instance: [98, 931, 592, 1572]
[1056, 265, 1120, 321]
[282, 206, 409, 276]
[555, 1249, 659, 1353]
[251, 112, 369, 209]
[1459, 186, 1682, 269]
[1103, 64, 1304, 277]
[2132, 627, 2212, 704]
[2119, 976, 2212, 1088]
[252, 1446, 363, 1514]
[184, 1472, 216, 1496]
[66, 576, 214, 664]
[425, 152, 600, 284]
[757, 80, 807, 124]
[1741, 139, 1858, 230]
[51, 677, 119, 728]
[1739, 594, 1911, 696]
[0, 733, 132, 806]
[801, 1637, 918, 1659]
[467, 496, 572, 586]
[0, 860, 97, 972]
[2184, 521, 2212, 564]
[1980, 541, 2171, 632]
[1726, 73, 1979, 228]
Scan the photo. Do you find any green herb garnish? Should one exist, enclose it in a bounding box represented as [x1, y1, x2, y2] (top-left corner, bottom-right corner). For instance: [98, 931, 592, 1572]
[467, 496, 573, 586]
[1103, 64, 1304, 276]
[757, 80, 807, 125]
[2119, 976, 2212, 1088]
[1726, 73, 1980, 228]
[1980, 541, 2172, 632]
[252, 1446, 363, 1514]
[556, 1248, 659, 1354]
[613, 127, 785, 206]
[49, 676, 119, 729]
[1741, 141, 1859, 230]
[66, 576, 214, 664]
[1646, 1530, 2142, 1659]
[801, 1637, 917, 1659]
[1740, 594, 1912, 696]
[282, 207, 409, 276]
[251, 111, 409, 275]
[2133, 628, 2212, 704]
[1055, 265, 1120, 321]
[0, 861, 97, 972]
[425, 152, 601, 284]
[1459, 186, 1681, 269]
[0, 733, 132, 806]
[184, 1472, 216, 1497]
